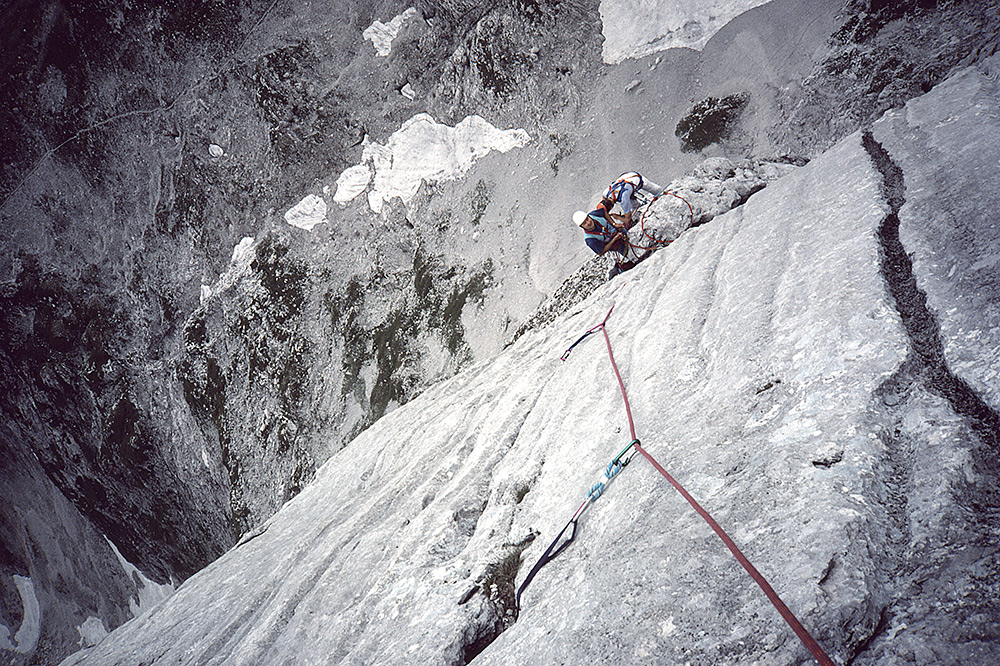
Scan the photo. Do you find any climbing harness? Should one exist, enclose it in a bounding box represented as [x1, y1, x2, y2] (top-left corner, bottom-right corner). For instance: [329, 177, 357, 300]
[581, 210, 622, 251]
[583, 183, 695, 275]
[580, 208, 642, 275]
[519, 304, 835, 666]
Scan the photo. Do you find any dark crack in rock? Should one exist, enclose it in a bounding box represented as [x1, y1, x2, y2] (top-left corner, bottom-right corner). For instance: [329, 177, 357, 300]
[852, 128, 1000, 665]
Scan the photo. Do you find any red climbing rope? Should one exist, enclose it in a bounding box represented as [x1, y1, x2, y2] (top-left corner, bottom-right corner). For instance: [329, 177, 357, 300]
[584, 305, 835, 666]
[626, 190, 695, 252]
[596, 308, 637, 441]
[630, 444, 834, 666]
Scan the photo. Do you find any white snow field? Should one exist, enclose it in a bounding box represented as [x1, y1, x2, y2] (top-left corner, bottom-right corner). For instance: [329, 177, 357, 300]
[599, 0, 774, 63]
[61, 59, 1000, 666]
[363, 7, 417, 57]
[333, 114, 531, 214]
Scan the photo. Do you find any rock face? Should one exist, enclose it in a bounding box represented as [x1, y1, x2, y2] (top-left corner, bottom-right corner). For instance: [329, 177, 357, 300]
[61, 59, 1000, 666]
[675, 93, 752, 153]
[774, 0, 1000, 155]
[4, 0, 999, 663]
[0, 1, 610, 659]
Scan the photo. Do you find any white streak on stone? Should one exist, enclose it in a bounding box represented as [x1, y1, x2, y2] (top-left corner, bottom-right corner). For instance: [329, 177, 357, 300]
[284, 194, 328, 231]
[105, 538, 175, 617]
[599, 0, 772, 63]
[363, 7, 417, 57]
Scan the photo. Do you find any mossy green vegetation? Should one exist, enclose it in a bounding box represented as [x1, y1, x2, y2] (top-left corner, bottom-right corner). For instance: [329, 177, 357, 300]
[325, 252, 495, 430]
[468, 179, 491, 226]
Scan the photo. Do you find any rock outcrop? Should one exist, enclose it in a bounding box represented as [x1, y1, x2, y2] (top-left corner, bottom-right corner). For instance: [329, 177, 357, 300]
[61, 57, 1000, 666]
[509, 156, 798, 341]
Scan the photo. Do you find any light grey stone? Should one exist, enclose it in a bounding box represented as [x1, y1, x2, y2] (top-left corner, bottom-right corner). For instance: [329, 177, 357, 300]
[60, 62, 1000, 666]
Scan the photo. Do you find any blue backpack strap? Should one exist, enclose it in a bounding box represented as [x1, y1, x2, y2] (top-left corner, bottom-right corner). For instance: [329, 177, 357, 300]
[583, 212, 617, 243]
[584, 218, 612, 241]
[607, 173, 642, 202]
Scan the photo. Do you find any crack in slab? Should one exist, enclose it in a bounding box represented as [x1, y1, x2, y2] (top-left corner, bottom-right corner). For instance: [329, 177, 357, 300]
[854, 129, 1000, 664]
[862, 131, 1000, 448]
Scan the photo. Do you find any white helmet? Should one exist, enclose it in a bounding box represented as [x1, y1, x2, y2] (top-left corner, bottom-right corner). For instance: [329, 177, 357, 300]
[573, 210, 588, 226]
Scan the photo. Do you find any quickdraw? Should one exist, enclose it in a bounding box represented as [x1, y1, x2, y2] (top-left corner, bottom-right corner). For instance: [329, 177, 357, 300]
[514, 438, 639, 610]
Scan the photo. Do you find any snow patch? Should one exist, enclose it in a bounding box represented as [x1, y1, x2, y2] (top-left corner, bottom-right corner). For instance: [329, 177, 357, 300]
[363, 7, 417, 57]
[77, 617, 108, 648]
[599, 0, 772, 63]
[333, 162, 373, 204]
[106, 538, 175, 617]
[232, 236, 255, 266]
[333, 113, 531, 213]
[284, 194, 328, 231]
[0, 576, 40, 654]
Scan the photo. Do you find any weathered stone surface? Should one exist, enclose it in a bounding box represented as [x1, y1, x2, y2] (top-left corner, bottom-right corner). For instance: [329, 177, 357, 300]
[873, 56, 1000, 415]
[5, 1, 999, 663]
[774, 0, 1000, 156]
[0, 427, 135, 662]
[855, 54, 1000, 665]
[643, 156, 799, 235]
[675, 93, 751, 153]
[61, 62, 1000, 666]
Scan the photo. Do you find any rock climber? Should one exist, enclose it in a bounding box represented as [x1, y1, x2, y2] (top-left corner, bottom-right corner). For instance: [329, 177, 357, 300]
[573, 171, 663, 274]
[573, 199, 637, 276]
